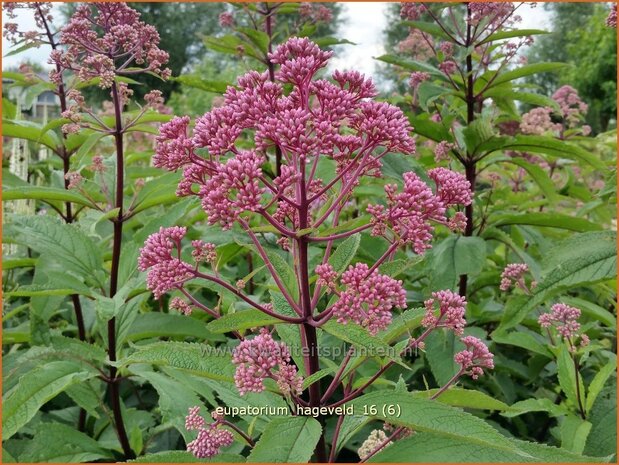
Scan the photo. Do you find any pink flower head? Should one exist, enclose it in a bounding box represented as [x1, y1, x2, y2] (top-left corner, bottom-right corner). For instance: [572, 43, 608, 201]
[439, 60, 458, 76]
[153, 116, 195, 170]
[218, 12, 235, 28]
[199, 150, 265, 230]
[520, 107, 561, 135]
[423, 290, 467, 335]
[454, 336, 494, 379]
[433, 141, 453, 162]
[552, 85, 588, 128]
[53, 3, 170, 87]
[65, 171, 83, 189]
[538, 303, 584, 341]
[398, 29, 434, 61]
[468, 3, 518, 28]
[606, 4, 617, 27]
[232, 328, 303, 396]
[170, 297, 193, 316]
[153, 38, 415, 231]
[138, 227, 194, 299]
[185, 408, 234, 459]
[368, 169, 470, 254]
[428, 168, 473, 207]
[191, 240, 217, 264]
[409, 71, 430, 89]
[332, 263, 407, 335]
[439, 42, 453, 57]
[185, 406, 205, 430]
[316, 263, 338, 290]
[268, 37, 333, 86]
[500, 263, 529, 292]
[400, 2, 426, 20]
[3, 2, 53, 45]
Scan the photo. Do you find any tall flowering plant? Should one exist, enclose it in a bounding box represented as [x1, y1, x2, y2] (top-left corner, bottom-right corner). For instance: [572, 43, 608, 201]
[140, 37, 494, 461]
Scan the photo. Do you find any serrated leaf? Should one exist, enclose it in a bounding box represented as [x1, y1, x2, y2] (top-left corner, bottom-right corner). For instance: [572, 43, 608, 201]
[3, 120, 59, 151]
[2, 361, 96, 439]
[584, 379, 617, 458]
[127, 313, 222, 341]
[11, 215, 104, 284]
[171, 75, 230, 93]
[349, 391, 523, 455]
[122, 341, 235, 382]
[328, 235, 361, 273]
[369, 431, 604, 462]
[586, 359, 617, 412]
[557, 344, 585, 413]
[20, 422, 113, 462]
[499, 231, 616, 330]
[412, 387, 511, 411]
[321, 321, 401, 365]
[492, 212, 601, 232]
[2, 186, 95, 207]
[248, 416, 322, 463]
[206, 309, 282, 334]
[561, 415, 592, 455]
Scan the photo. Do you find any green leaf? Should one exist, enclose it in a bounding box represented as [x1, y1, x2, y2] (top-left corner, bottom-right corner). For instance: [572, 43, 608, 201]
[328, 235, 361, 273]
[127, 313, 223, 341]
[375, 54, 445, 78]
[369, 432, 604, 462]
[206, 309, 282, 334]
[11, 215, 104, 283]
[402, 20, 451, 40]
[418, 82, 451, 111]
[237, 26, 270, 53]
[503, 158, 559, 201]
[2, 258, 37, 270]
[557, 344, 585, 413]
[131, 451, 245, 463]
[3, 120, 59, 151]
[313, 37, 356, 47]
[486, 62, 567, 89]
[132, 368, 202, 441]
[478, 29, 550, 45]
[348, 391, 523, 455]
[429, 235, 486, 290]
[302, 367, 335, 390]
[263, 248, 299, 300]
[586, 359, 617, 412]
[171, 75, 230, 93]
[2, 361, 96, 440]
[584, 379, 617, 458]
[499, 231, 616, 330]
[412, 387, 511, 411]
[122, 342, 235, 382]
[248, 416, 322, 463]
[560, 415, 592, 455]
[492, 212, 601, 232]
[20, 422, 113, 462]
[5, 283, 93, 297]
[321, 321, 401, 365]
[502, 398, 569, 418]
[504, 135, 606, 170]
[3, 186, 95, 207]
[2, 97, 17, 119]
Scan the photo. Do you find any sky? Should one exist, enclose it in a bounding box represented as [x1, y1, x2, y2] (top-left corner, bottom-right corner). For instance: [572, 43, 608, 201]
[2, 2, 551, 74]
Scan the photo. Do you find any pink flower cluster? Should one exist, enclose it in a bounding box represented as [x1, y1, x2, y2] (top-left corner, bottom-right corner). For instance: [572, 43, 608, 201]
[552, 85, 589, 129]
[153, 37, 415, 231]
[138, 227, 218, 299]
[138, 226, 194, 299]
[409, 71, 430, 89]
[468, 2, 520, 28]
[218, 12, 235, 28]
[607, 4, 617, 28]
[520, 107, 562, 135]
[400, 3, 426, 21]
[398, 29, 434, 61]
[185, 407, 234, 458]
[423, 290, 467, 335]
[3, 2, 53, 45]
[232, 328, 303, 396]
[500, 263, 529, 292]
[50, 3, 170, 87]
[368, 169, 471, 254]
[539, 303, 589, 346]
[299, 3, 333, 23]
[454, 336, 495, 379]
[328, 263, 407, 335]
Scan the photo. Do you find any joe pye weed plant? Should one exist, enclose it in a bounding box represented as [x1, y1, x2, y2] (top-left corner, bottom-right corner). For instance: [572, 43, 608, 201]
[1, 2, 616, 464]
